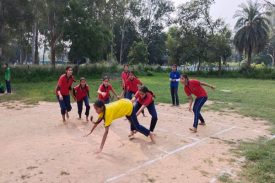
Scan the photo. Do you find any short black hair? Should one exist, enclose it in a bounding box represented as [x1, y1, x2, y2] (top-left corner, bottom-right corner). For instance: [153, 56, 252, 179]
[66, 66, 72, 71]
[102, 76, 109, 81]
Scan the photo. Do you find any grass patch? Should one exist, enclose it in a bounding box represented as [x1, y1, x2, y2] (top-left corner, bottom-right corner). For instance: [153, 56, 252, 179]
[218, 173, 234, 183]
[237, 138, 275, 183]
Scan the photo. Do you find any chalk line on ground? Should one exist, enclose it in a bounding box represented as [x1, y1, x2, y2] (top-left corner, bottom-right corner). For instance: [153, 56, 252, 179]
[105, 126, 236, 183]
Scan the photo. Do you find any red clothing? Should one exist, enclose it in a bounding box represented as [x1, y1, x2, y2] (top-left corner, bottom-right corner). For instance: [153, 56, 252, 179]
[98, 84, 113, 101]
[126, 78, 142, 93]
[73, 84, 89, 101]
[184, 79, 207, 98]
[121, 71, 129, 88]
[56, 74, 75, 96]
[135, 91, 153, 106]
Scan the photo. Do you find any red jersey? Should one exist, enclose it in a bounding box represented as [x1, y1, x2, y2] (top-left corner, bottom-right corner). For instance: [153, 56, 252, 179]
[56, 74, 75, 96]
[73, 84, 89, 101]
[98, 84, 113, 101]
[135, 91, 154, 106]
[184, 79, 207, 98]
[121, 71, 129, 88]
[126, 78, 142, 93]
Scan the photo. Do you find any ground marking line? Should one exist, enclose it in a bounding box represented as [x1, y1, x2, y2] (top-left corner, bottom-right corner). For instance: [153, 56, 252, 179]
[105, 126, 236, 183]
[157, 112, 193, 120]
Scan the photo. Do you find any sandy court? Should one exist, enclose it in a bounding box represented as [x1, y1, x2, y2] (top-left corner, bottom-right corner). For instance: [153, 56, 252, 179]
[0, 101, 272, 183]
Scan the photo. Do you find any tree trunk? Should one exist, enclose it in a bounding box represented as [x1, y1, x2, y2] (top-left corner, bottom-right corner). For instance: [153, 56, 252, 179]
[218, 57, 222, 77]
[0, 1, 4, 60]
[247, 48, 252, 67]
[272, 50, 275, 67]
[32, 20, 39, 64]
[32, 0, 38, 65]
[49, 7, 57, 69]
[119, 21, 126, 64]
[50, 39, 56, 69]
[197, 59, 201, 71]
[35, 23, 39, 64]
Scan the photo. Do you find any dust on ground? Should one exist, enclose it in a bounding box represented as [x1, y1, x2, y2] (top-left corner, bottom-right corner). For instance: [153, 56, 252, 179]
[0, 101, 271, 183]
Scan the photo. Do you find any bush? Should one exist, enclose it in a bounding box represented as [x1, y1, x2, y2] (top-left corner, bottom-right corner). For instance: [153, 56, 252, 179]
[0, 64, 120, 83]
[182, 67, 275, 80]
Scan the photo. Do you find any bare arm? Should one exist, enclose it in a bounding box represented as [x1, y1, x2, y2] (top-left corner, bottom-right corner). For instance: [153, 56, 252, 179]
[70, 89, 74, 99]
[136, 105, 146, 116]
[200, 82, 215, 89]
[84, 123, 99, 137]
[111, 89, 119, 99]
[97, 126, 110, 153]
[97, 88, 103, 95]
[131, 97, 136, 103]
[57, 90, 63, 100]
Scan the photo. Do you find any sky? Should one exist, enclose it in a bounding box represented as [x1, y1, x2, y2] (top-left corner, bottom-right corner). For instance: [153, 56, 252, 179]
[171, 0, 257, 29]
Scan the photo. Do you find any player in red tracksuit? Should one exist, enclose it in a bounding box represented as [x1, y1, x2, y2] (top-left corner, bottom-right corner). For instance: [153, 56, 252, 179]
[125, 71, 142, 100]
[180, 74, 215, 133]
[55, 66, 75, 122]
[121, 64, 130, 98]
[130, 86, 158, 137]
[97, 76, 119, 104]
[73, 77, 90, 121]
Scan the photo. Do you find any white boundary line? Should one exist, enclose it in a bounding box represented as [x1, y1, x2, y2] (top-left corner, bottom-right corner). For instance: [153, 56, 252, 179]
[105, 126, 236, 183]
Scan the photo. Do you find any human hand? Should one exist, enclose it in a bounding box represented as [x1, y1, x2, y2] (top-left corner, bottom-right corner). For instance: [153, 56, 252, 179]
[59, 95, 63, 101]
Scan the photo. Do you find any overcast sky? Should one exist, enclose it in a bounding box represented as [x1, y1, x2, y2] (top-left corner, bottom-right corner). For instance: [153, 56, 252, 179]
[171, 0, 258, 30]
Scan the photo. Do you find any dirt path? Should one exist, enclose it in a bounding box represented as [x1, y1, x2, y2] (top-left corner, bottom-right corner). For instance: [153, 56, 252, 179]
[0, 101, 271, 183]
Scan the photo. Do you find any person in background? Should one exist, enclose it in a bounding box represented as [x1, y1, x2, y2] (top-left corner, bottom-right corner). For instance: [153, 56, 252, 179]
[169, 64, 180, 106]
[55, 66, 75, 122]
[73, 77, 90, 122]
[3, 63, 11, 94]
[125, 71, 142, 100]
[121, 64, 130, 98]
[97, 76, 119, 104]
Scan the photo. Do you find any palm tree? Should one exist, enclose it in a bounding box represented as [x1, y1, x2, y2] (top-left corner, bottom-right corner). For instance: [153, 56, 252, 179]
[233, 0, 271, 67]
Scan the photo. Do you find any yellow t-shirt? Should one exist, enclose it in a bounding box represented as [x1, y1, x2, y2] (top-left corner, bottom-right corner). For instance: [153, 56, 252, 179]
[97, 99, 133, 127]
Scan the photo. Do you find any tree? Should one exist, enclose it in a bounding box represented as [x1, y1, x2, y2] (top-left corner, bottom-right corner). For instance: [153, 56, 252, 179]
[128, 40, 149, 64]
[166, 27, 179, 65]
[64, 0, 112, 63]
[233, 0, 271, 67]
[208, 26, 232, 76]
[176, 0, 216, 71]
[0, 0, 34, 64]
[130, 0, 174, 64]
[44, 0, 69, 68]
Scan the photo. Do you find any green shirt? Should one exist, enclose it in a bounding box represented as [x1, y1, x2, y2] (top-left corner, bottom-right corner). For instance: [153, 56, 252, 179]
[5, 67, 11, 81]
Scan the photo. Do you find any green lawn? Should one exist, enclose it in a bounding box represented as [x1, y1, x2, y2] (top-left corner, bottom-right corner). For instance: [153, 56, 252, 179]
[2, 73, 275, 125]
[1, 72, 275, 182]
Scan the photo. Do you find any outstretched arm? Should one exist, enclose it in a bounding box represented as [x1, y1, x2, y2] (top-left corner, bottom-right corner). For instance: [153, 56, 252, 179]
[136, 105, 146, 116]
[200, 82, 215, 89]
[84, 117, 102, 137]
[97, 126, 110, 153]
[111, 89, 119, 99]
[84, 123, 99, 137]
[131, 96, 136, 103]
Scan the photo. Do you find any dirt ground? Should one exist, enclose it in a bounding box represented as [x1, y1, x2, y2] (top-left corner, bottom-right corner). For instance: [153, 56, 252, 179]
[0, 101, 272, 183]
